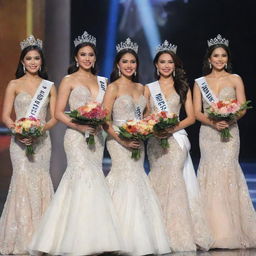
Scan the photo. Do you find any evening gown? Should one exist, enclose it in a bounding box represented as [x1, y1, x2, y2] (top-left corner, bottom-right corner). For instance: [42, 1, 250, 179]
[106, 95, 171, 256]
[198, 86, 256, 249]
[0, 92, 54, 254]
[29, 86, 123, 255]
[147, 92, 213, 252]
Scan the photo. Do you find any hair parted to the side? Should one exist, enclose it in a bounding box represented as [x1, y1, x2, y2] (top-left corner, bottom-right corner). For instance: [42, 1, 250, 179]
[15, 45, 48, 79]
[154, 50, 189, 105]
[202, 44, 232, 75]
[110, 48, 139, 83]
[68, 42, 98, 75]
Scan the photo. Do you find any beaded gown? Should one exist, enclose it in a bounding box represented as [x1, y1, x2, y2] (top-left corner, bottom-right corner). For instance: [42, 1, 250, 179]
[147, 92, 213, 252]
[106, 95, 171, 256]
[0, 92, 54, 254]
[29, 86, 123, 255]
[198, 86, 256, 249]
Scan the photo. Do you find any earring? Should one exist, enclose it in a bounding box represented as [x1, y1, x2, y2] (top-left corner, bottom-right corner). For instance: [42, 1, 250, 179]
[209, 63, 212, 69]
[172, 70, 175, 78]
[157, 69, 160, 76]
[225, 63, 227, 69]
[92, 62, 95, 68]
[76, 62, 79, 67]
[118, 68, 121, 77]
[39, 66, 41, 72]
[134, 71, 137, 76]
[23, 65, 26, 73]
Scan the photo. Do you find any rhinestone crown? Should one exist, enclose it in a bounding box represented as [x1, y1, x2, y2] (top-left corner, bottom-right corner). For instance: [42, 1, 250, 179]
[116, 38, 138, 53]
[155, 40, 177, 54]
[20, 35, 42, 50]
[74, 31, 96, 47]
[207, 34, 229, 47]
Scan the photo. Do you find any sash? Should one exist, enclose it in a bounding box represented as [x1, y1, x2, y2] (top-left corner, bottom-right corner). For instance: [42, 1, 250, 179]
[135, 105, 143, 120]
[195, 77, 218, 105]
[147, 81, 169, 112]
[25, 80, 53, 118]
[146, 80, 200, 200]
[96, 76, 107, 103]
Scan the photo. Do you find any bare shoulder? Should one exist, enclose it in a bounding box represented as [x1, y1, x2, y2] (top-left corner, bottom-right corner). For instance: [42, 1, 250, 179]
[228, 74, 244, 87]
[59, 75, 74, 88]
[6, 79, 20, 92]
[135, 82, 144, 92]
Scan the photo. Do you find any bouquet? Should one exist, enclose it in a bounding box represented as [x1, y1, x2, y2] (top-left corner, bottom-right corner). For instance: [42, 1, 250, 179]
[68, 102, 108, 145]
[206, 99, 251, 140]
[149, 111, 179, 149]
[118, 119, 154, 160]
[12, 117, 44, 155]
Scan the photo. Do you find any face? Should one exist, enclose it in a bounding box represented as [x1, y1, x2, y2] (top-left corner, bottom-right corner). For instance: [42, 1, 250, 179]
[22, 50, 42, 74]
[118, 53, 137, 77]
[209, 47, 228, 71]
[156, 53, 175, 77]
[75, 45, 96, 70]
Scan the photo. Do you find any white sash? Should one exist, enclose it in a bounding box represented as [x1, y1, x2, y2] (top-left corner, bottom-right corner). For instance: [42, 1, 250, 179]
[195, 77, 218, 104]
[96, 76, 107, 103]
[25, 80, 53, 118]
[146, 80, 200, 200]
[135, 105, 143, 120]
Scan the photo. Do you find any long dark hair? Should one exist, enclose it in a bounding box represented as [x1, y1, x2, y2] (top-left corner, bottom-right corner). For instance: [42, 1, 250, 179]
[110, 49, 139, 83]
[68, 42, 98, 74]
[202, 44, 232, 75]
[154, 50, 189, 104]
[15, 45, 48, 79]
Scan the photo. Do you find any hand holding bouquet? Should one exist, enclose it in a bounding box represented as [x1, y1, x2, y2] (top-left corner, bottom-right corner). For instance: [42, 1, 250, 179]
[149, 111, 179, 149]
[118, 119, 154, 160]
[68, 102, 108, 145]
[206, 99, 251, 140]
[12, 117, 44, 155]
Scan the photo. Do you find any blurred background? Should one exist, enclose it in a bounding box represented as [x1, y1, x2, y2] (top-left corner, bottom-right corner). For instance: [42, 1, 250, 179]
[0, 0, 255, 212]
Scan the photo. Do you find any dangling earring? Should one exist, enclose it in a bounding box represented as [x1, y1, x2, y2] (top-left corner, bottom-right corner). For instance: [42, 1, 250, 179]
[134, 71, 137, 76]
[39, 66, 41, 72]
[76, 62, 79, 67]
[157, 69, 160, 76]
[118, 68, 121, 77]
[225, 63, 227, 69]
[92, 62, 95, 68]
[172, 70, 175, 78]
[23, 65, 26, 73]
[209, 62, 212, 69]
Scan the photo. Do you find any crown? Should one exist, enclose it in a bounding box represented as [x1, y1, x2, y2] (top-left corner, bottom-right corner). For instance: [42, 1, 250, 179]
[74, 31, 96, 47]
[155, 40, 177, 54]
[20, 35, 42, 50]
[116, 38, 138, 53]
[207, 34, 229, 47]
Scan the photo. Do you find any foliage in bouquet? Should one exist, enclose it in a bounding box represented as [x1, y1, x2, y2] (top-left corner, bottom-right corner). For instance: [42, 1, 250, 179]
[13, 117, 44, 155]
[206, 99, 252, 140]
[149, 111, 179, 149]
[118, 119, 154, 160]
[68, 102, 108, 145]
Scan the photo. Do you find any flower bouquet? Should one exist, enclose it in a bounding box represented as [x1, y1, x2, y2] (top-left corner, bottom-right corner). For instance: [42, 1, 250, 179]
[149, 111, 179, 149]
[118, 119, 154, 160]
[12, 117, 44, 155]
[68, 102, 108, 145]
[206, 99, 252, 140]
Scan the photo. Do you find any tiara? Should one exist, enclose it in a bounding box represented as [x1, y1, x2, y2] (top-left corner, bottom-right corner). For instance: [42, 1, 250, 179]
[74, 31, 96, 47]
[116, 38, 138, 53]
[20, 35, 42, 50]
[207, 34, 229, 47]
[155, 40, 177, 54]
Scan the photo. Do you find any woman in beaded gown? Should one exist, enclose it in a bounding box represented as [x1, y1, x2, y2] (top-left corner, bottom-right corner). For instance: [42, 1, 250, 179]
[193, 34, 256, 249]
[0, 36, 57, 254]
[103, 38, 171, 256]
[28, 31, 123, 255]
[144, 42, 213, 252]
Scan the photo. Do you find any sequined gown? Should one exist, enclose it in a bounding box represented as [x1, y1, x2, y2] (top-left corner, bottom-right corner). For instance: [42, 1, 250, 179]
[198, 87, 256, 249]
[106, 95, 171, 256]
[29, 86, 123, 255]
[147, 92, 213, 252]
[0, 92, 54, 254]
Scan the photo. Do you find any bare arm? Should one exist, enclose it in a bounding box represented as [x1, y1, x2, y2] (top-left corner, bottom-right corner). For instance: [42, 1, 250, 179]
[2, 81, 16, 129]
[43, 85, 58, 131]
[143, 86, 151, 117]
[54, 77, 95, 134]
[103, 84, 140, 149]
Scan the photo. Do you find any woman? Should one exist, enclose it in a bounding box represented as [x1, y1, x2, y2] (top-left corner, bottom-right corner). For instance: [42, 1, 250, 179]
[144, 40, 212, 252]
[28, 31, 122, 255]
[103, 38, 171, 256]
[0, 35, 56, 254]
[193, 34, 256, 249]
